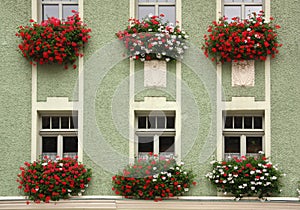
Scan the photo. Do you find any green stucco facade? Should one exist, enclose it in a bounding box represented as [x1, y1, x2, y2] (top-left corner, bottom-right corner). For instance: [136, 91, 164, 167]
[0, 0, 299, 198]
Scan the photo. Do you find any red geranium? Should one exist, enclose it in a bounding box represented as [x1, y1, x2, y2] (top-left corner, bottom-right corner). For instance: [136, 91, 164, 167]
[16, 11, 91, 69]
[202, 11, 282, 63]
[17, 157, 92, 203]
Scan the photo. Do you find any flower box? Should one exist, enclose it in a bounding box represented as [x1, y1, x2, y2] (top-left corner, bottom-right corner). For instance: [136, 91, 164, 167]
[16, 11, 91, 69]
[203, 11, 282, 63]
[116, 14, 188, 62]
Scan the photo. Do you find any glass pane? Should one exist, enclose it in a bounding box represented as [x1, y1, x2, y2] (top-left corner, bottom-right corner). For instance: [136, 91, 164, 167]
[224, 6, 241, 20]
[138, 0, 147, 2]
[253, 0, 262, 3]
[159, 136, 174, 152]
[42, 137, 57, 153]
[148, 116, 156, 129]
[254, 117, 262, 129]
[159, 5, 176, 24]
[138, 137, 153, 152]
[62, 5, 78, 19]
[224, 0, 233, 2]
[246, 137, 262, 153]
[70, 116, 78, 129]
[166, 116, 175, 129]
[63, 136, 78, 153]
[225, 137, 240, 153]
[138, 6, 155, 20]
[52, 117, 59, 129]
[244, 117, 252, 129]
[61, 117, 69, 129]
[224, 116, 233, 129]
[138, 116, 147, 129]
[234, 116, 242, 129]
[233, 0, 243, 2]
[157, 116, 165, 129]
[43, 5, 59, 20]
[245, 5, 263, 18]
[42, 116, 50, 129]
[244, 0, 253, 2]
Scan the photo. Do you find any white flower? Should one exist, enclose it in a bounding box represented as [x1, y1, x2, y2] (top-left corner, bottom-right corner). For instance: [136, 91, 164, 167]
[243, 183, 247, 187]
[271, 176, 277, 180]
[251, 186, 255, 190]
[177, 185, 181, 188]
[238, 186, 243, 189]
[180, 162, 184, 165]
[81, 189, 85, 192]
[165, 58, 170, 62]
[184, 188, 189, 192]
[68, 189, 72, 192]
[176, 167, 180, 170]
[183, 171, 187, 175]
[78, 192, 82, 196]
[167, 173, 172, 177]
[234, 166, 238, 170]
[59, 163, 64, 167]
[283, 173, 287, 177]
[42, 162, 48, 166]
[258, 151, 264, 154]
[265, 173, 269, 176]
[250, 171, 255, 175]
[215, 180, 219, 183]
[162, 176, 166, 180]
[224, 192, 227, 195]
[251, 181, 255, 185]
[153, 174, 158, 178]
[247, 28, 251, 31]
[153, 179, 157, 182]
[260, 176, 265, 180]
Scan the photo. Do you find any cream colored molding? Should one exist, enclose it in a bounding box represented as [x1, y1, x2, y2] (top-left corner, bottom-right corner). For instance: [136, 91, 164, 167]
[36, 97, 78, 111]
[176, 0, 182, 27]
[265, 0, 271, 21]
[216, 0, 222, 20]
[129, 60, 135, 164]
[216, 63, 223, 161]
[130, 0, 135, 19]
[223, 97, 267, 110]
[133, 97, 177, 111]
[232, 60, 255, 87]
[264, 57, 271, 158]
[144, 60, 167, 88]
[175, 61, 181, 162]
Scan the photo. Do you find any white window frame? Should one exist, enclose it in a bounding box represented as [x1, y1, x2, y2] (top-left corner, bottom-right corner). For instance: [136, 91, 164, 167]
[223, 113, 264, 160]
[222, 0, 264, 20]
[135, 111, 176, 159]
[38, 0, 79, 21]
[136, 0, 177, 23]
[39, 113, 78, 160]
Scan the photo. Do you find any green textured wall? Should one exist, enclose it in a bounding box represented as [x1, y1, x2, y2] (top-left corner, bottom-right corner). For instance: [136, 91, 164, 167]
[82, 0, 129, 195]
[270, 0, 300, 197]
[0, 0, 32, 195]
[37, 63, 79, 101]
[222, 61, 265, 101]
[134, 61, 176, 101]
[181, 0, 217, 196]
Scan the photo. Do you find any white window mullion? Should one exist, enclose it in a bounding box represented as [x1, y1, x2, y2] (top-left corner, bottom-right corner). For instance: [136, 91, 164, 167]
[57, 135, 63, 158]
[154, 135, 159, 154]
[241, 135, 246, 156]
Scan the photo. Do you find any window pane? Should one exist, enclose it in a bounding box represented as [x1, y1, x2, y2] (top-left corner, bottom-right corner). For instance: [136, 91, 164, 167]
[224, 0, 233, 2]
[42, 137, 57, 153]
[246, 137, 262, 153]
[61, 117, 69, 129]
[253, 0, 262, 3]
[42, 116, 50, 129]
[43, 5, 59, 20]
[224, 137, 240, 153]
[244, 117, 252, 129]
[159, 5, 176, 24]
[148, 116, 156, 129]
[138, 6, 155, 20]
[224, 6, 241, 20]
[52, 117, 59, 129]
[245, 5, 263, 17]
[157, 116, 165, 129]
[234, 116, 242, 129]
[159, 136, 174, 152]
[138, 116, 147, 129]
[62, 5, 78, 19]
[224, 116, 233, 128]
[244, 0, 253, 2]
[138, 0, 147, 2]
[70, 116, 78, 129]
[138, 137, 153, 152]
[63, 136, 78, 153]
[166, 116, 175, 129]
[254, 117, 262, 129]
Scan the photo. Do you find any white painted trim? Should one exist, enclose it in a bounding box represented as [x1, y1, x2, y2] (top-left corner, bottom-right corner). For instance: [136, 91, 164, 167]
[264, 56, 271, 157]
[129, 60, 135, 164]
[176, 0, 182, 27]
[216, 0, 222, 20]
[216, 63, 223, 161]
[175, 61, 181, 162]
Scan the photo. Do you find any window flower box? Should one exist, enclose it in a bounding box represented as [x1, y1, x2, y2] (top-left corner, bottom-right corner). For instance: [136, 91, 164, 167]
[202, 11, 282, 63]
[116, 14, 188, 62]
[16, 11, 91, 69]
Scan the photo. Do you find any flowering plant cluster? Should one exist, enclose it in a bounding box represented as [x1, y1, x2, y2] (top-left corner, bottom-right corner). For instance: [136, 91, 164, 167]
[112, 153, 196, 201]
[16, 11, 91, 69]
[116, 14, 188, 62]
[17, 157, 92, 203]
[206, 153, 283, 198]
[203, 11, 282, 63]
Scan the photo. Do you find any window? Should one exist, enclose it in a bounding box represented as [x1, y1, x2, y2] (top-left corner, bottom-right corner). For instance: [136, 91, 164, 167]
[40, 114, 78, 160]
[137, 0, 176, 24]
[223, 113, 264, 160]
[135, 112, 175, 159]
[40, 0, 78, 21]
[223, 0, 264, 21]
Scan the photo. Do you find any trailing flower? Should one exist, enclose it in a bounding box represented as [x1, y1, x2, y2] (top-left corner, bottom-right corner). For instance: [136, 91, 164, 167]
[17, 157, 92, 203]
[202, 11, 282, 63]
[116, 14, 188, 62]
[16, 11, 91, 69]
[112, 153, 196, 201]
[206, 153, 283, 199]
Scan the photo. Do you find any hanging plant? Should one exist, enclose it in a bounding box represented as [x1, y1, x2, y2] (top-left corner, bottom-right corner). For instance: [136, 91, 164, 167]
[116, 14, 189, 62]
[16, 11, 91, 69]
[202, 11, 282, 63]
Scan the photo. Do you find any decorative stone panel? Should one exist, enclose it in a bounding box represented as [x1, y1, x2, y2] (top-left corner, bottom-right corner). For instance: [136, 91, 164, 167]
[144, 60, 167, 88]
[232, 60, 255, 87]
